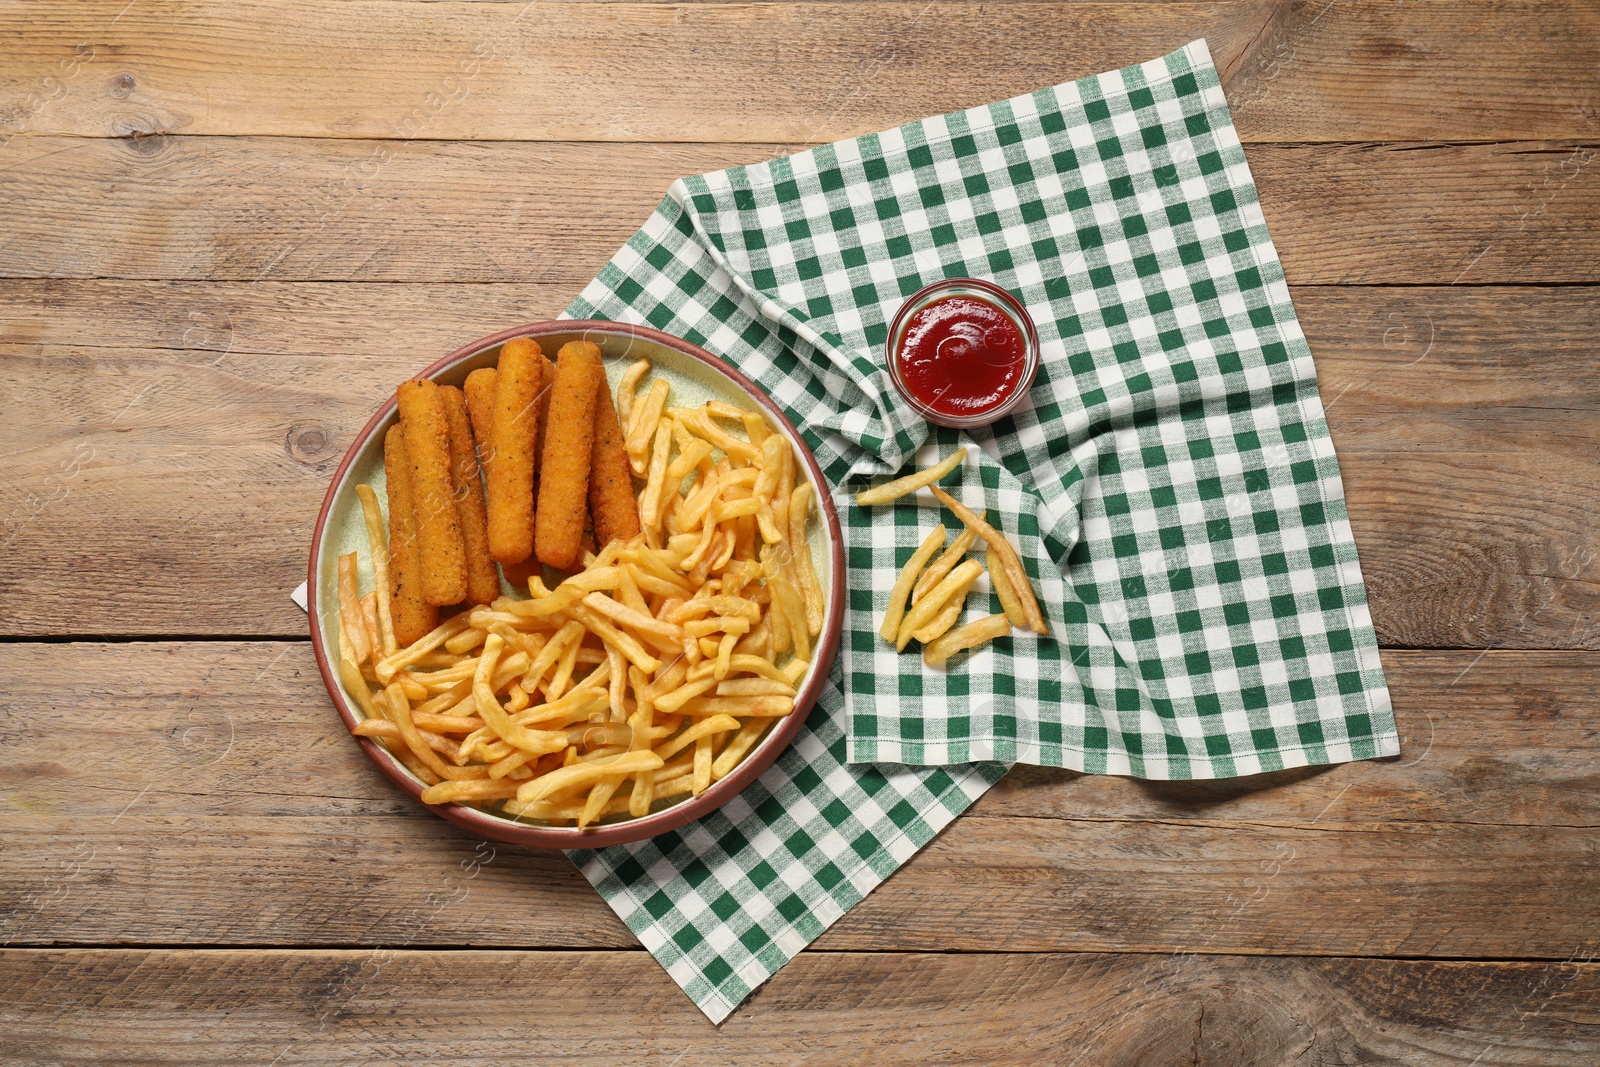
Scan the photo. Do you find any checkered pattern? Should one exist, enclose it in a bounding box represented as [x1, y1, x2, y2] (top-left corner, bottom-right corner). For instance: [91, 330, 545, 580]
[563, 38, 1398, 1023]
[568, 681, 1004, 1023]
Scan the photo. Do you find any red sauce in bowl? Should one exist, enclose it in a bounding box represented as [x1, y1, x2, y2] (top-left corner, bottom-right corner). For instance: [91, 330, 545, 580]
[894, 295, 1027, 419]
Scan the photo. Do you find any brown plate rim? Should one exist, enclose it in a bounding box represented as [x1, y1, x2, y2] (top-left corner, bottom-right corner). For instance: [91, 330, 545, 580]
[307, 319, 847, 849]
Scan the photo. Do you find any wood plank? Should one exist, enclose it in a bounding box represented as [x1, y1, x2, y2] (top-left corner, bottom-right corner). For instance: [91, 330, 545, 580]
[1, 136, 1594, 286]
[2, 642, 1595, 956]
[4, 949, 1598, 1063]
[1, 2, 1595, 143]
[3, 282, 1595, 643]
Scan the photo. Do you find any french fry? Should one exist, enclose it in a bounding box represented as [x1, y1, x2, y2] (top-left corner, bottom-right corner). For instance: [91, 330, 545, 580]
[487, 338, 545, 566]
[383, 425, 439, 647]
[896, 558, 983, 652]
[617, 359, 650, 425]
[986, 546, 1027, 626]
[338, 656, 382, 721]
[711, 719, 770, 779]
[913, 527, 978, 605]
[579, 774, 629, 829]
[536, 341, 604, 570]
[677, 695, 794, 717]
[337, 552, 372, 666]
[930, 486, 1047, 634]
[654, 713, 740, 762]
[923, 612, 1012, 667]
[677, 405, 761, 464]
[639, 417, 674, 532]
[566, 603, 660, 674]
[854, 446, 967, 506]
[788, 482, 824, 636]
[693, 736, 714, 796]
[625, 378, 670, 472]
[355, 484, 397, 654]
[716, 677, 795, 697]
[911, 580, 971, 644]
[420, 778, 523, 804]
[396, 379, 469, 606]
[515, 750, 663, 804]
[667, 438, 713, 483]
[375, 613, 472, 684]
[880, 525, 945, 643]
[753, 436, 785, 544]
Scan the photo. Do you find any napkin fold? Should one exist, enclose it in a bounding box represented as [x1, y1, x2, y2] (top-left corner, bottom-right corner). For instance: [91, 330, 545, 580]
[564, 38, 1398, 1022]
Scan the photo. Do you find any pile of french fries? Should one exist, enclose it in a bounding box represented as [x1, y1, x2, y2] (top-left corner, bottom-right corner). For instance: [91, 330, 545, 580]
[855, 448, 1047, 665]
[333, 349, 824, 829]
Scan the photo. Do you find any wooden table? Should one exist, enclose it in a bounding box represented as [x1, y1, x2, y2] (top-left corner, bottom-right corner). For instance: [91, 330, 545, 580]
[3, 2, 1597, 1062]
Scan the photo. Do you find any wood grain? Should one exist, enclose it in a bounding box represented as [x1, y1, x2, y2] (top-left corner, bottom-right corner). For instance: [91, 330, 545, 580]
[2, 642, 1595, 956]
[1, 2, 1595, 143]
[2, 283, 1594, 643]
[1, 137, 1596, 285]
[3, 949, 1598, 1064]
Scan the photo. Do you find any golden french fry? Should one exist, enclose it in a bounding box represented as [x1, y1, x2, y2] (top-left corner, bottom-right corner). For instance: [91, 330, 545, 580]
[854, 447, 967, 506]
[667, 438, 713, 483]
[654, 675, 719, 713]
[715, 677, 795, 697]
[693, 736, 713, 796]
[654, 713, 741, 762]
[355, 484, 398, 655]
[987, 546, 1027, 626]
[788, 482, 824, 636]
[753, 435, 785, 543]
[515, 750, 664, 804]
[880, 525, 945, 643]
[930, 486, 1047, 635]
[337, 552, 372, 666]
[742, 412, 771, 449]
[617, 359, 650, 425]
[625, 378, 670, 464]
[579, 774, 628, 829]
[420, 778, 523, 805]
[923, 613, 1012, 667]
[338, 655, 382, 721]
[677, 405, 762, 464]
[639, 417, 674, 531]
[911, 583, 969, 644]
[375, 614, 472, 684]
[896, 558, 983, 652]
[678, 695, 794, 717]
[711, 719, 770, 780]
[913, 527, 978, 605]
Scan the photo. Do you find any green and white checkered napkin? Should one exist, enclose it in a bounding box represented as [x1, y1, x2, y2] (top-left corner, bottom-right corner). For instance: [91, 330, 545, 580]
[565, 38, 1398, 1022]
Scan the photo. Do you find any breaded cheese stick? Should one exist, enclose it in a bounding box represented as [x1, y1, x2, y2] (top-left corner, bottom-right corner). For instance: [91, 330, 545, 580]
[589, 370, 641, 549]
[535, 340, 603, 570]
[382, 424, 439, 646]
[396, 379, 468, 606]
[463, 367, 498, 469]
[487, 338, 545, 565]
[439, 384, 500, 606]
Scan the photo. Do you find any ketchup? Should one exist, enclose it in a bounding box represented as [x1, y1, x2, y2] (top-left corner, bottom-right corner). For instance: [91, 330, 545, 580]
[894, 295, 1027, 418]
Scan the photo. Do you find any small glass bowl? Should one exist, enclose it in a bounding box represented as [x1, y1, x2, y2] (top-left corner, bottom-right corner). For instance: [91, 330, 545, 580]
[885, 277, 1040, 429]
